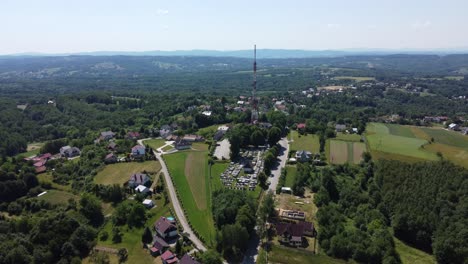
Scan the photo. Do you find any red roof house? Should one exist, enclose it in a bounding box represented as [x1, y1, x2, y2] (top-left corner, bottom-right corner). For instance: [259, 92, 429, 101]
[297, 123, 306, 130]
[161, 250, 178, 264]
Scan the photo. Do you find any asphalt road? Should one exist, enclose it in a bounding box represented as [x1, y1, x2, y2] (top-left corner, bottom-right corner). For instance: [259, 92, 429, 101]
[269, 137, 290, 192]
[138, 139, 207, 251]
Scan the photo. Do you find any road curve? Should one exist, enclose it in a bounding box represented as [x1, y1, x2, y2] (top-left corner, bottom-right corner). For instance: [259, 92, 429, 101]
[138, 139, 207, 251]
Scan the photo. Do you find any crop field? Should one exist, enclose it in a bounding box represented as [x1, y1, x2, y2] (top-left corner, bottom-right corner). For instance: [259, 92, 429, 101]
[290, 130, 320, 153]
[328, 140, 366, 164]
[366, 123, 468, 167]
[94, 161, 161, 185]
[37, 190, 78, 205]
[164, 147, 216, 246]
[335, 132, 362, 142]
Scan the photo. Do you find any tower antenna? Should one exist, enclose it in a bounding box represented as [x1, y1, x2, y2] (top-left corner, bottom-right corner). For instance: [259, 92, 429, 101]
[251, 45, 258, 123]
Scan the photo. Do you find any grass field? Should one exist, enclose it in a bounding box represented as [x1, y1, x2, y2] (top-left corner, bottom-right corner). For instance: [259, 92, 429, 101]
[332, 76, 376, 82]
[37, 172, 72, 191]
[164, 148, 216, 246]
[285, 165, 297, 187]
[394, 236, 435, 264]
[328, 140, 365, 164]
[290, 130, 320, 153]
[366, 123, 468, 167]
[210, 162, 230, 191]
[268, 245, 346, 264]
[94, 161, 161, 185]
[144, 138, 166, 150]
[96, 196, 171, 264]
[37, 190, 78, 205]
[335, 132, 362, 142]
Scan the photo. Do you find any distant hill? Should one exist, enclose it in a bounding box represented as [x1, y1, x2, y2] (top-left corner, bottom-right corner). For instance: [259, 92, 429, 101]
[3, 48, 468, 59]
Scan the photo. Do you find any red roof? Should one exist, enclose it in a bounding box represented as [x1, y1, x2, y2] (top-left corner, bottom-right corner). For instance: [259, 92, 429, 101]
[33, 159, 47, 167]
[161, 250, 174, 261]
[35, 166, 46, 174]
[179, 254, 201, 264]
[154, 217, 177, 235]
[297, 123, 306, 129]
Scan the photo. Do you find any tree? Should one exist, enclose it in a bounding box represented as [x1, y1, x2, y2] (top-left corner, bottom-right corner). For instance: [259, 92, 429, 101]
[112, 227, 122, 243]
[142, 227, 153, 245]
[175, 239, 182, 255]
[267, 126, 282, 146]
[127, 203, 147, 227]
[200, 250, 223, 264]
[79, 194, 104, 227]
[258, 171, 268, 190]
[229, 133, 241, 159]
[250, 129, 265, 146]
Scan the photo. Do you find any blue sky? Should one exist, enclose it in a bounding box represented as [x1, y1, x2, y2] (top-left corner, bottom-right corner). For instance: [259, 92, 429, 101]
[1, 0, 467, 54]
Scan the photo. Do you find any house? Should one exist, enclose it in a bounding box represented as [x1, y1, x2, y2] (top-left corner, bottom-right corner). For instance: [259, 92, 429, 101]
[183, 134, 204, 142]
[135, 185, 150, 194]
[104, 153, 117, 163]
[335, 124, 346, 132]
[131, 145, 146, 157]
[160, 250, 178, 264]
[448, 123, 460, 131]
[150, 236, 170, 256]
[126, 131, 141, 140]
[128, 173, 150, 188]
[179, 254, 201, 264]
[174, 138, 192, 150]
[202, 111, 212, 116]
[154, 217, 178, 239]
[279, 209, 306, 221]
[35, 166, 47, 174]
[297, 123, 306, 130]
[275, 221, 315, 247]
[33, 159, 47, 168]
[142, 199, 155, 208]
[295, 150, 311, 162]
[107, 142, 117, 151]
[100, 131, 115, 141]
[166, 135, 179, 141]
[160, 125, 173, 138]
[60, 146, 81, 158]
[352, 128, 358, 134]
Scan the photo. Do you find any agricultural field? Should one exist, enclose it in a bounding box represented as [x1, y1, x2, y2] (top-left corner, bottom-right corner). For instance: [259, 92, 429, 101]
[366, 123, 468, 167]
[335, 132, 362, 142]
[164, 146, 217, 246]
[144, 138, 166, 150]
[94, 161, 161, 185]
[332, 76, 376, 82]
[289, 130, 320, 153]
[268, 245, 346, 264]
[37, 190, 78, 205]
[328, 140, 366, 164]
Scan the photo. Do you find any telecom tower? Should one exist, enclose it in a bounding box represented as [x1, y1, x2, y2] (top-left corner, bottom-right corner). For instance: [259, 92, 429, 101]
[251, 45, 259, 123]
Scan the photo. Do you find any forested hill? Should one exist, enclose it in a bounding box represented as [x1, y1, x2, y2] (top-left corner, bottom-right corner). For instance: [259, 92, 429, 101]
[1, 54, 468, 78]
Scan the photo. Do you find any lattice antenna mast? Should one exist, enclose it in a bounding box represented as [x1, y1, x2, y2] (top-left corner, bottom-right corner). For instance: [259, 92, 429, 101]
[251, 45, 258, 123]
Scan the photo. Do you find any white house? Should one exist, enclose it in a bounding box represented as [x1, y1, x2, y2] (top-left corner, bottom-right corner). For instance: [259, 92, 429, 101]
[135, 185, 150, 194]
[142, 199, 154, 208]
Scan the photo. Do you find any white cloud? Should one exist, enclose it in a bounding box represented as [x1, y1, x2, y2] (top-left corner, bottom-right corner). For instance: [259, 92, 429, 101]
[411, 20, 431, 29]
[156, 9, 169, 16]
[327, 23, 341, 29]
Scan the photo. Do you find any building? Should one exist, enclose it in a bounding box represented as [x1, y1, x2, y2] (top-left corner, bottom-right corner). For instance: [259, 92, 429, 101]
[160, 125, 173, 138]
[174, 138, 191, 150]
[279, 209, 306, 221]
[297, 123, 306, 130]
[202, 111, 212, 116]
[100, 131, 115, 141]
[107, 142, 117, 151]
[179, 254, 201, 264]
[135, 185, 150, 194]
[126, 131, 141, 140]
[160, 250, 178, 264]
[150, 236, 169, 256]
[128, 173, 150, 188]
[104, 153, 117, 163]
[183, 134, 204, 142]
[295, 150, 312, 162]
[448, 123, 460, 131]
[142, 199, 155, 208]
[275, 221, 315, 247]
[131, 145, 146, 157]
[335, 124, 346, 132]
[154, 217, 178, 239]
[213, 130, 226, 141]
[60, 146, 81, 158]
[281, 187, 292, 194]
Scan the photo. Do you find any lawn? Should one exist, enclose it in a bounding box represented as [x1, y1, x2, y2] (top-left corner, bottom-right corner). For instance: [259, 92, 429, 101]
[96, 197, 171, 264]
[164, 149, 216, 246]
[284, 165, 297, 187]
[394, 236, 435, 264]
[144, 138, 166, 150]
[386, 124, 415, 138]
[37, 190, 78, 205]
[418, 127, 468, 148]
[335, 132, 362, 142]
[268, 245, 346, 264]
[95, 161, 161, 185]
[37, 172, 71, 191]
[210, 162, 230, 191]
[290, 130, 320, 153]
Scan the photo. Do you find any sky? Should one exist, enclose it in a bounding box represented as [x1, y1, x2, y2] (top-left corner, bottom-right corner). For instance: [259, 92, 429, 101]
[1, 0, 468, 54]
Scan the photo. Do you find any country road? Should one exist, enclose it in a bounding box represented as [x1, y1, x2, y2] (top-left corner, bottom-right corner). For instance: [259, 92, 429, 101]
[138, 139, 207, 252]
[269, 137, 289, 192]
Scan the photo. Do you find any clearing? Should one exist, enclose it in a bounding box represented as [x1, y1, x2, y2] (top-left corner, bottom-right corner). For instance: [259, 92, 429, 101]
[164, 146, 216, 246]
[289, 130, 320, 153]
[94, 161, 161, 185]
[284, 165, 297, 187]
[37, 190, 78, 205]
